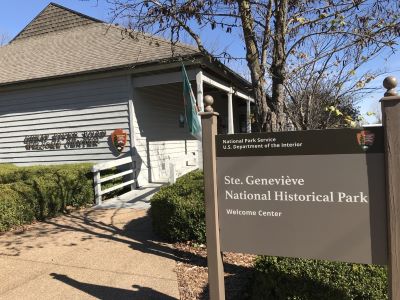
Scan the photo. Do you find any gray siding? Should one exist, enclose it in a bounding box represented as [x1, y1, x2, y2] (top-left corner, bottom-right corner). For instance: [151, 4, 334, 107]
[0, 76, 131, 165]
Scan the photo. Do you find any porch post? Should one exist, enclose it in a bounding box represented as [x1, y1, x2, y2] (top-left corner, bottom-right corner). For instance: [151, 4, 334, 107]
[227, 89, 234, 134]
[127, 75, 138, 189]
[246, 100, 251, 133]
[196, 70, 204, 112]
[196, 70, 204, 170]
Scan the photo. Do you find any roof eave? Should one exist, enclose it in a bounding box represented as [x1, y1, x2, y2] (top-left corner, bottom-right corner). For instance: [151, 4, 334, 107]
[0, 53, 204, 89]
[199, 57, 253, 92]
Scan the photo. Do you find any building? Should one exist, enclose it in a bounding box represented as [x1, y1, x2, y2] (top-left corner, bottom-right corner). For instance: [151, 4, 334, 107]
[0, 2, 254, 185]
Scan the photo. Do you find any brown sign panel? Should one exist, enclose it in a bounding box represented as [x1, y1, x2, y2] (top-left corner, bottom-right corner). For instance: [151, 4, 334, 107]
[216, 127, 387, 265]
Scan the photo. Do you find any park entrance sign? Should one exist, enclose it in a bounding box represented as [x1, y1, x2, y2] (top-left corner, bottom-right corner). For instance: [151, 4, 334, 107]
[200, 76, 400, 300]
[216, 128, 387, 265]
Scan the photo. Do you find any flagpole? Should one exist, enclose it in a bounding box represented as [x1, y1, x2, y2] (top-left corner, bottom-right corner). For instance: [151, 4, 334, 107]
[196, 70, 204, 170]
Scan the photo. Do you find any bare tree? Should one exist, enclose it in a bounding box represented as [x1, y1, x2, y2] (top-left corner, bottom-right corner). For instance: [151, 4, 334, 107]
[364, 102, 383, 124]
[284, 36, 390, 130]
[0, 33, 9, 46]
[286, 78, 360, 130]
[108, 0, 400, 131]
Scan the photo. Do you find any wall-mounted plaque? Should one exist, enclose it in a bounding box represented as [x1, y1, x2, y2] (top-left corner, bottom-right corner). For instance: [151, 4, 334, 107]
[111, 129, 127, 154]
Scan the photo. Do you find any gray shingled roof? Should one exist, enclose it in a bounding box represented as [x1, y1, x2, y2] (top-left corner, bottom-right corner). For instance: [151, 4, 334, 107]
[0, 3, 199, 86]
[12, 3, 103, 42]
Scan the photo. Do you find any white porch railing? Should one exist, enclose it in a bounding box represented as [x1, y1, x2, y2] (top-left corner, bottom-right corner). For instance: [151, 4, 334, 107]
[92, 156, 136, 205]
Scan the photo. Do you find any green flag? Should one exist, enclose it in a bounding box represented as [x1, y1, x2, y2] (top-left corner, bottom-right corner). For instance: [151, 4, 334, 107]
[182, 64, 202, 140]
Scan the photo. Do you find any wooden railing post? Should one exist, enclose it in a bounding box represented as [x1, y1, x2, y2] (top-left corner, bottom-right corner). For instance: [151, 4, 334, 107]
[93, 169, 102, 205]
[381, 76, 400, 300]
[200, 95, 225, 300]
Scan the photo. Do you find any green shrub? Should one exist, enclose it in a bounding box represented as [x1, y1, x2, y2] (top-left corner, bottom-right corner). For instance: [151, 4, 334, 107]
[0, 163, 94, 231]
[150, 170, 206, 243]
[0, 184, 35, 232]
[250, 256, 388, 300]
[0, 164, 26, 184]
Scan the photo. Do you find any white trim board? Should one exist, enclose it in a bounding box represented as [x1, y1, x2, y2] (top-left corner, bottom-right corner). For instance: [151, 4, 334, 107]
[201, 74, 254, 102]
[132, 69, 198, 88]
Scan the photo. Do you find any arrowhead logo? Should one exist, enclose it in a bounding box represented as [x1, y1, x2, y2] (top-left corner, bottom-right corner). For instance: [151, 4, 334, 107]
[357, 130, 375, 151]
[111, 129, 127, 154]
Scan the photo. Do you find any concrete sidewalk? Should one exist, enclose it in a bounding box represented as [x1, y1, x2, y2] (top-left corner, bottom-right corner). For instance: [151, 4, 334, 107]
[0, 206, 180, 299]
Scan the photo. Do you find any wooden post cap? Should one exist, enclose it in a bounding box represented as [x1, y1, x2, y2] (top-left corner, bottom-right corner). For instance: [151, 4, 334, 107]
[204, 95, 214, 112]
[383, 76, 398, 97]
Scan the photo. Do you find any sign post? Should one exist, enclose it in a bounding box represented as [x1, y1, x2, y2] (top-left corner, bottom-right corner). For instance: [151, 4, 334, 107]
[381, 76, 400, 300]
[200, 95, 225, 300]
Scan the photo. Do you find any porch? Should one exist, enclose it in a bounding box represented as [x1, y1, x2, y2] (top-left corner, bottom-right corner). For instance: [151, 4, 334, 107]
[129, 67, 255, 185]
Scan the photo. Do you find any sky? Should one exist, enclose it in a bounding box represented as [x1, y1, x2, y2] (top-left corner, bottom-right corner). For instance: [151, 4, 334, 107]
[0, 0, 399, 122]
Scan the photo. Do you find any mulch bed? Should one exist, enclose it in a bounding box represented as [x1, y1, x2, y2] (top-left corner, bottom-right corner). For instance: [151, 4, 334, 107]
[174, 242, 257, 300]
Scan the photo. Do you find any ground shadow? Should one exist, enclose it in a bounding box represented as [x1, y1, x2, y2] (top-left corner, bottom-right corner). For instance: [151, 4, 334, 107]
[124, 186, 162, 206]
[185, 254, 255, 300]
[0, 209, 255, 298]
[50, 273, 175, 300]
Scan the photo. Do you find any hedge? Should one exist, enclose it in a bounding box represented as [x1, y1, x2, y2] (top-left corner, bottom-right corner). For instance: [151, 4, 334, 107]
[250, 256, 387, 299]
[0, 184, 35, 232]
[150, 170, 388, 299]
[150, 170, 206, 243]
[0, 163, 94, 231]
[0, 164, 28, 184]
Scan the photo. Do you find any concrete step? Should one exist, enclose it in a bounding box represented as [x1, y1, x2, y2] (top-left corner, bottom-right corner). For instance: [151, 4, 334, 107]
[95, 183, 165, 209]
